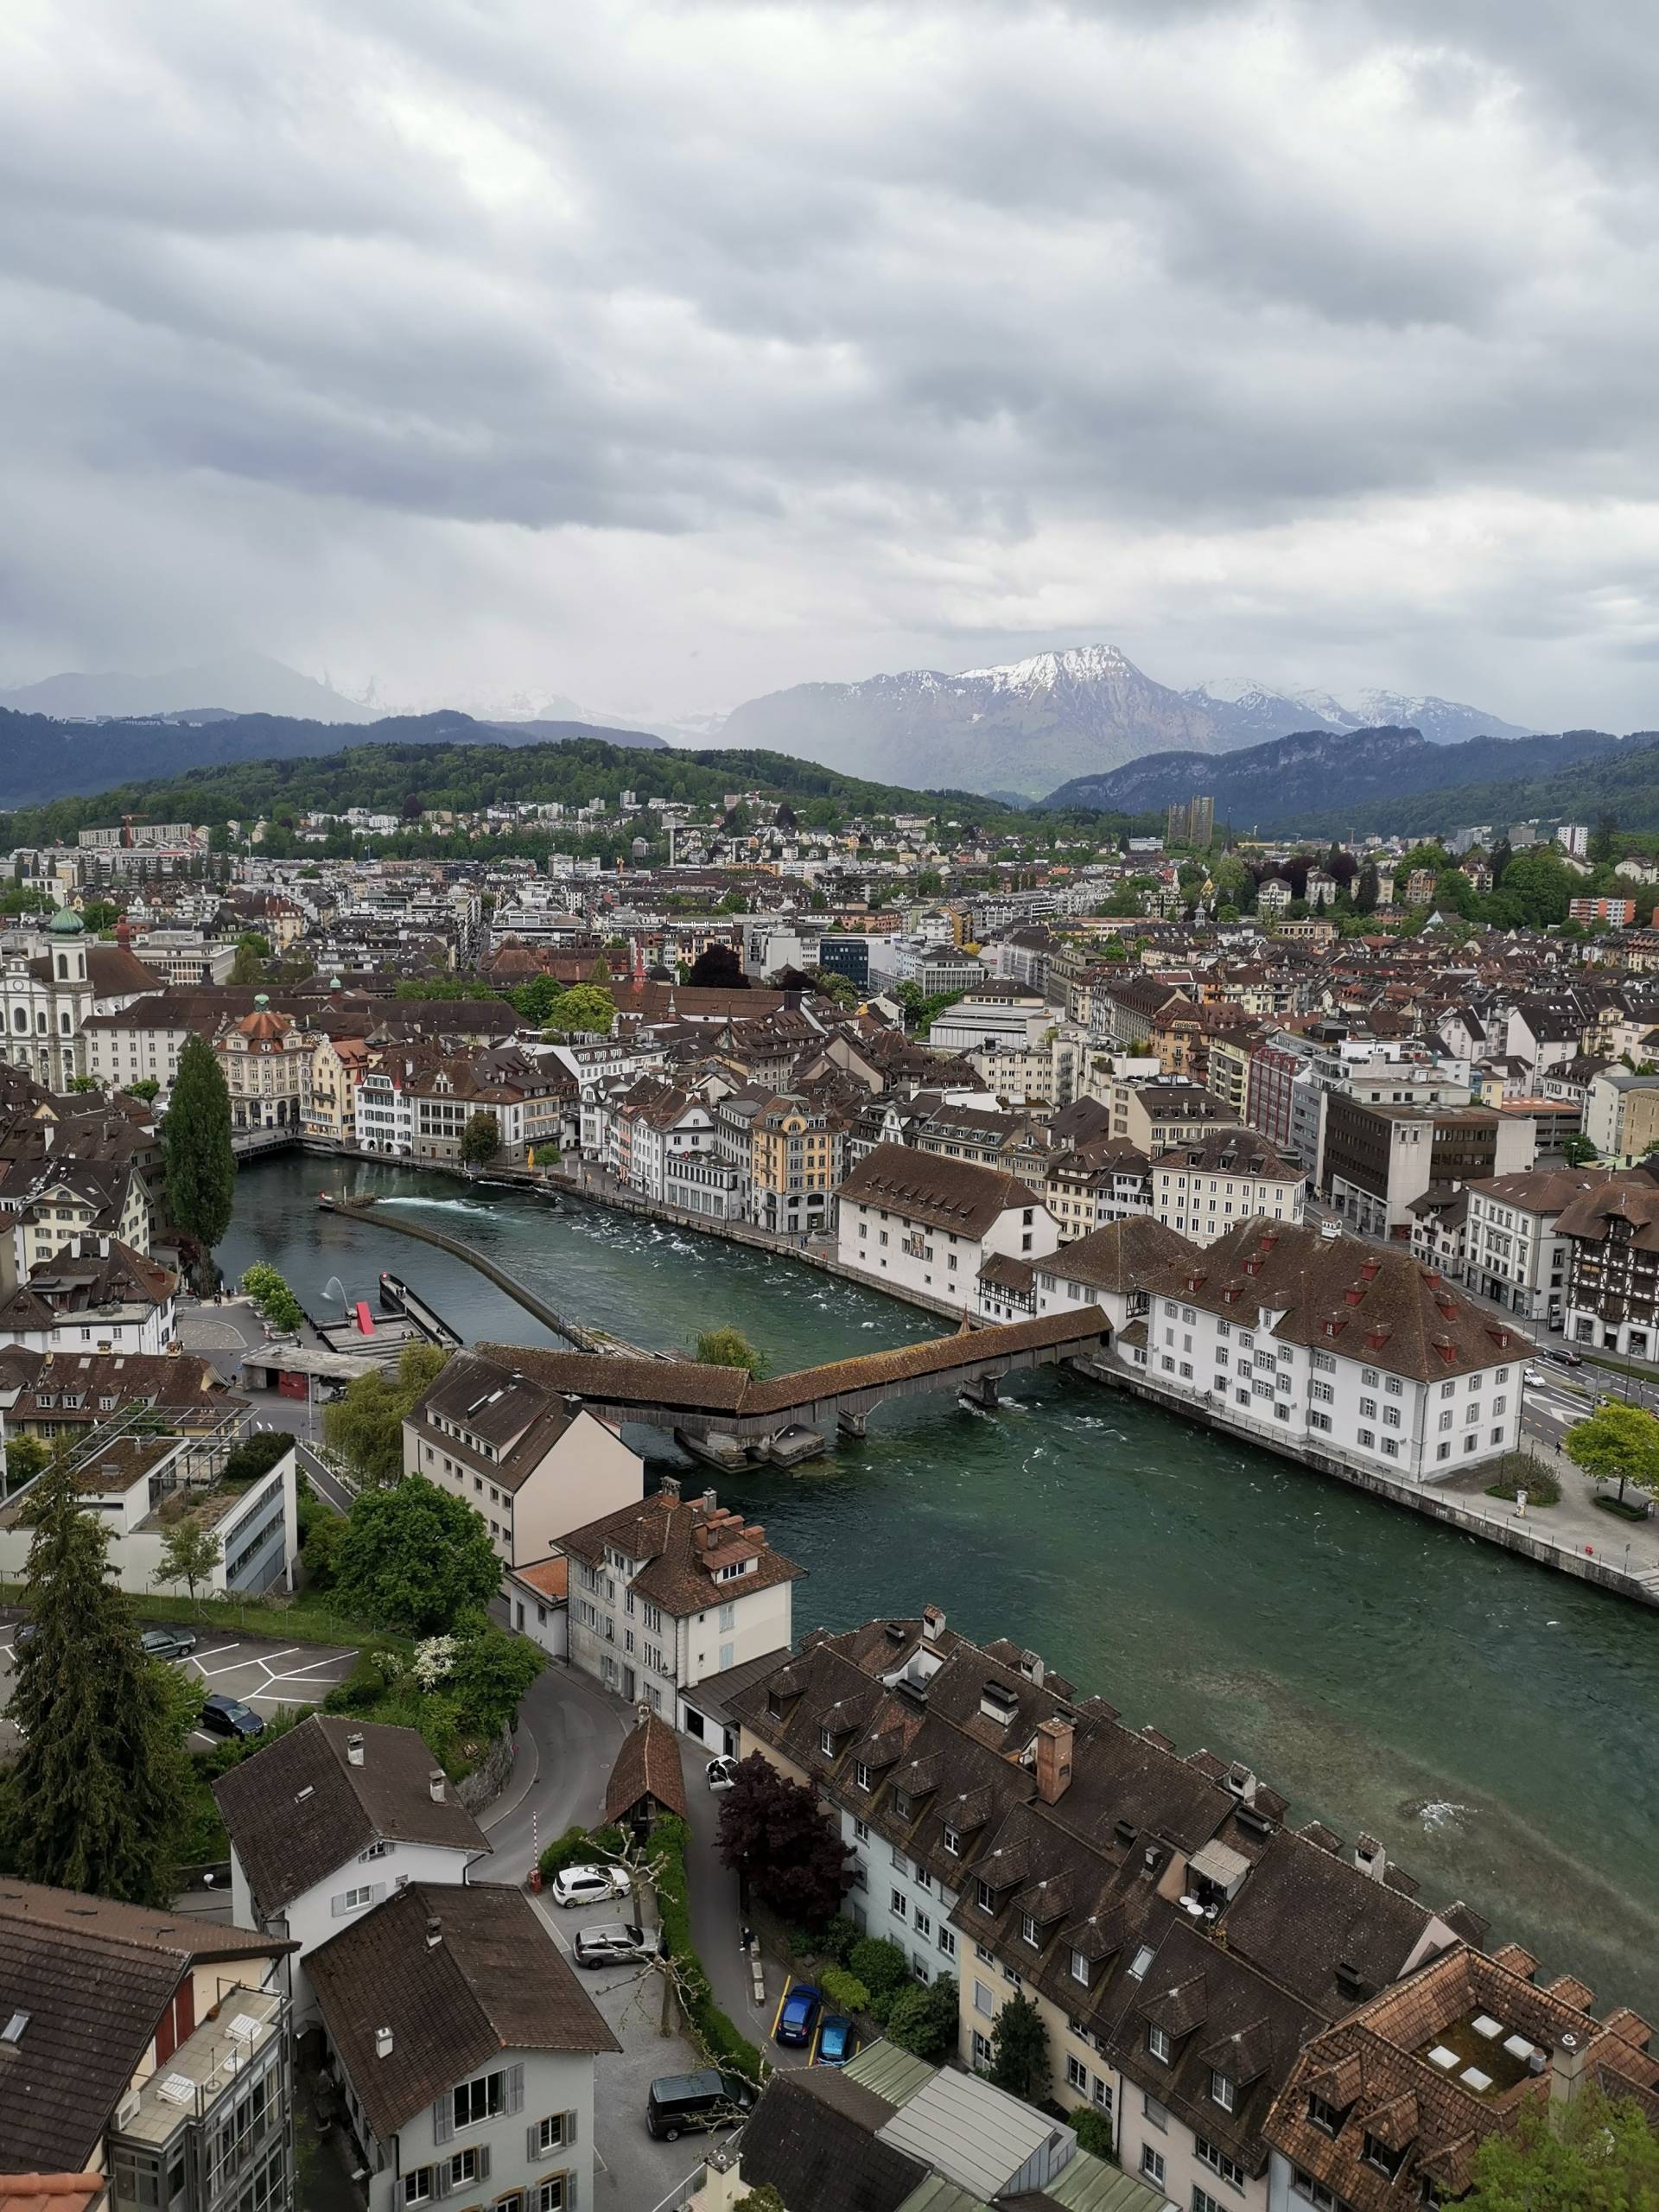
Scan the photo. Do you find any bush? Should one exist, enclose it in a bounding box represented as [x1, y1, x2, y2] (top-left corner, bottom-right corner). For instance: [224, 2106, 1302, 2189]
[849, 1936, 910, 2000]
[300, 1510, 345, 1591]
[1484, 1452, 1560, 1506]
[1071, 2107, 1116, 2160]
[222, 1430, 295, 1489]
[817, 1916, 860, 1966]
[537, 1823, 628, 1881]
[819, 1966, 871, 2014]
[651, 1815, 767, 2085]
[885, 1976, 959, 2062]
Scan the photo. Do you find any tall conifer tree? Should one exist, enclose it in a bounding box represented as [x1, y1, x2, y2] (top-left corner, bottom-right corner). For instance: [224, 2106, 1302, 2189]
[162, 1033, 236, 1249]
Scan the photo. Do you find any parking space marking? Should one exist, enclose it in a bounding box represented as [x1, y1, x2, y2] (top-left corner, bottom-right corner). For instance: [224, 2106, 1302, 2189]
[770, 1977, 794, 2043]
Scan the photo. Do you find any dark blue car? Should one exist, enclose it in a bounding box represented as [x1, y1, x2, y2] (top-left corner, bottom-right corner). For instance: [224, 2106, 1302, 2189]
[776, 1984, 821, 2048]
[817, 2015, 855, 2066]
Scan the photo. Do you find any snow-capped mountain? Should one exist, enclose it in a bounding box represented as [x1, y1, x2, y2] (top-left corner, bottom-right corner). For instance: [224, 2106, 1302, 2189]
[721, 645, 1532, 796]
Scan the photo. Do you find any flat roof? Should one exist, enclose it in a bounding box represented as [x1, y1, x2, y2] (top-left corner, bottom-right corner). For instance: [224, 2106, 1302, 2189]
[116, 1984, 283, 2146]
[878, 2069, 1063, 2200]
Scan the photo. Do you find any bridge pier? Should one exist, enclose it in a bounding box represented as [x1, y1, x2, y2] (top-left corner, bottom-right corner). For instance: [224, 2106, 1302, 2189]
[957, 1374, 1001, 1413]
[836, 1409, 869, 1440]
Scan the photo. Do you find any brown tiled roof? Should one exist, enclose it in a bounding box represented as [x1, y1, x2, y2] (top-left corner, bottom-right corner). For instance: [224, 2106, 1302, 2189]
[557, 1485, 803, 1617]
[213, 1715, 489, 1916]
[728, 2069, 923, 2212]
[604, 1712, 689, 1825]
[0, 2178, 105, 2212]
[1048, 1217, 1197, 1294]
[307, 1882, 620, 2140]
[508, 1556, 569, 1602]
[0, 1880, 287, 1964]
[836, 1143, 1044, 1237]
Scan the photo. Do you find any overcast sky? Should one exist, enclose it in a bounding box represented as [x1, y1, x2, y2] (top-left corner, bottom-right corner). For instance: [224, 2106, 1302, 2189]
[3, 0, 1657, 728]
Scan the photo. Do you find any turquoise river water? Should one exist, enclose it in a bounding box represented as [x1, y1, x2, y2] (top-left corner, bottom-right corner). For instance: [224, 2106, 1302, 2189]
[224, 1154, 1659, 2013]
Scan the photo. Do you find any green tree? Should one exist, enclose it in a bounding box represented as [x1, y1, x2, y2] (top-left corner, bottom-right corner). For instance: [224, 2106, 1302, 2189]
[1354, 861, 1380, 913]
[1561, 1134, 1600, 1167]
[443, 1609, 547, 1733]
[124, 1077, 161, 1103]
[3, 1431, 49, 1497]
[79, 899, 121, 934]
[1589, 812, 1620, 867]
[885, 1976, 960, 2061]
[716, 1754, 855, 1923]
[543, 983, 615, 1035]
[734, 2190, 789, 2212]
[1459, 2088, 1659, 2210]
[228, 932, 270, 985]
[696, 1325, 767, 1377]
[323, 1341, 450, 1486]
[156, 1519, 223, 1609]
[333, 1473, 501, 1633]
[1563, 1401, 1659, 1508]
[4, 1449, 194, 1903]
[460, 1111, 502, 1166]
[162, 1033, 236, 1252]
[988, 1992, 1049, 2100]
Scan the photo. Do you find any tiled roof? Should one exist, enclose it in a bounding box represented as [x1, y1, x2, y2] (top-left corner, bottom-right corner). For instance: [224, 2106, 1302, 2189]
[213, 1715, 489, 1916]
[307, 1881, 620, 2141]
[837, 1144, 1044, 1238]
[1046, 1218, 1196, 1294]
[730, 2069, 925, 2212]
[0, 2177, 105, 2212]
[556, 1484, 803, 1617]
[604, 1712, 689, 1824]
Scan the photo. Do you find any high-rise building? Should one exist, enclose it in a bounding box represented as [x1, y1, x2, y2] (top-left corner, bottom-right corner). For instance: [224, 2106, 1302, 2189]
[1166, 793, 1214, 847]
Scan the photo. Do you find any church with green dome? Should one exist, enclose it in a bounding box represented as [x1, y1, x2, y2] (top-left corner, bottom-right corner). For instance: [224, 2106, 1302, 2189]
[0, 905, 153, 1090]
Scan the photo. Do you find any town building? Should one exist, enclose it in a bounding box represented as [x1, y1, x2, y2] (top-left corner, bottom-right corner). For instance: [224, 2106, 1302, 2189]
[215, 997, 309, 1134]
[1320, 1099, 1534, 1240]
[306, 1881, 618, 2212]
[1152, 1130, 1304, 1246]
[1582, 1070, 1659, 1166]
[750, 1092, 842, 1237]
[402, 1345, 644, 1571]
[558, 1478, 801, 1722]
[0, 911, 156, 1091]
[1461, 1167, 1611, 1325]
[836, 1144, 1060, 1304]
[1556, 1173, 1659, 1357]
[214, 1714, 491, 2025]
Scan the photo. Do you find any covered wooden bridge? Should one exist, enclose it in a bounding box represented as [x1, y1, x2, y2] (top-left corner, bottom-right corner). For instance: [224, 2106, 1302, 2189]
[478, 1306, 1109, 1468]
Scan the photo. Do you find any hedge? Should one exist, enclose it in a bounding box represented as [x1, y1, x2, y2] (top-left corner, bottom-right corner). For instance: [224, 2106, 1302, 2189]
[538, 1823, 629, 1881]
[819, 1966, 871, 2014]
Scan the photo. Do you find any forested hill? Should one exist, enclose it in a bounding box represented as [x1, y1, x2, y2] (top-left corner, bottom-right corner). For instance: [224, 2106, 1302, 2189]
[0, 706, 665, 809]
[1046, 722, 1659, 834]
[0, 737, 1039, 848]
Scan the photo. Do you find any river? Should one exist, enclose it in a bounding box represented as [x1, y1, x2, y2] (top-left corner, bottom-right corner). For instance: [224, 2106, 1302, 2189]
[225, 1154, 1659, 2014]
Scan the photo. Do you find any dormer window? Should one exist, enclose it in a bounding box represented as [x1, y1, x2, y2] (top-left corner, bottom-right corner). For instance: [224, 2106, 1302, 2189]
[1020, 1911, 1039, 1948]
[892, 1789, 910, 1821]
[976, 1878, 996, 1913]
[1211, 2071, 1235, 2112]
[1070, 1949, 1090, 1986]
[1147, 2024, 1172, 2063]
[943, 1825, 961, 1857]
[1363, 2135, 1405, 2182]
[1307, 2094, 1342, 2134]
[819, 1727, 835, 1757]
[855, 1762, 872, 1792]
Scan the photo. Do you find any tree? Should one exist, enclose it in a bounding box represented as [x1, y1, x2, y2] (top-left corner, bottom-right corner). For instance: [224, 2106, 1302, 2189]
[322, 1340, 449, 1485]
[156, 1519, 223, 1609]
[3, 1431, 48, 1498]
[988, 1992, 1049, 2100]
[685, 944, 747, 990]
[734, 2190, 788, 2212]
[1459, 2088, 1659, 2210]
[241, 1262, 303, 1333]
[696, 1325, 767, 1377]
[333, 1473, 502, 1634]
[885, 1976, 960, 2061]
[1561, 1134, 1600, 1167]
[543, 984, 615, 1036]
[1563, 1400, 1659, 1508]
[1355, 861, 1379, 913]
[1589, 812, 1619, 867]
[715, 1753, 855, 1923]
[442, 1606, 546, 1733]
[162, 1033, 236, 1252]
[124, 1077, 160, 1102]
[4, 1448, 194, 1903]
[460, 1111, 502, 1166]
[79, 899, 121, 934]
[228, 932, 270, 985]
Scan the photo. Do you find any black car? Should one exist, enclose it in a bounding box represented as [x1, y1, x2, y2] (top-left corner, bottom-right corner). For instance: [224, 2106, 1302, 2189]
[645, 2070, 757, 2141]
[200, 1693, 264, 1740]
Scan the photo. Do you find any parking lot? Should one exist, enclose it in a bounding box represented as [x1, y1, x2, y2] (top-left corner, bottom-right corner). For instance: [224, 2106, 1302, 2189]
[0, 1616, 359, 1749]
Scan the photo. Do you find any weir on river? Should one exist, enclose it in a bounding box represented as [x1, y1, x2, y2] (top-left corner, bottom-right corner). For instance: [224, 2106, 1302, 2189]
[227, 1153, 1659, 2016]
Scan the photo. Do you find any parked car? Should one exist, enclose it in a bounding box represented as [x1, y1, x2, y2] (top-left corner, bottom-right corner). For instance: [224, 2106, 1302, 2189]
[706, 1755, 739, 1792]
[573, 1923, 654, 1969]
[200, 1694, 264, 1740]
[141, 1626, 198, 1661]
[645, 2070, 756, 2142]
[11, 1623, 38, 1649]
[817, 2015, 855, 2066]
[776, 1983, 821, 2048]
[549, 1863, 632, 1910]
[1545, 1346, 1585, 1366]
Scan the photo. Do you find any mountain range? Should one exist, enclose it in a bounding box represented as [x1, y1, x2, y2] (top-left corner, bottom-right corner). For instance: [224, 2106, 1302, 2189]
[717, 645, 1535, 796]
[1046, 721, 1659, 836]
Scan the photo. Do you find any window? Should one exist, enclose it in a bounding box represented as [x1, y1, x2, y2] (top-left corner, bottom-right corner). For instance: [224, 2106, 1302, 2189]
[853, 1817, 869, 1842]
[1357, 1427, 1375, 1448]
[973, 2031, 994, 2068]
[404, 2176, 432, 2207]
[1211, 2071, 1236, 2112]
[938, 1926, 957, 1960]
[1071, 1948, 1090, 1986]
[1194, 2192, 1223, 2212]
[1307, 2093, 1343, 2133]
[855, 1762, 872, 1792]
[537, 2183, 567, 2212]
[1363, 2133, 1405, 2181]
[1066, 2053, 1088, 2092]
[1294, 2170, 1339, 2212]
[819, 1727, 835, 1756]
[1359, 1396, 1376, 1419]
[453, 2069, 512, 2131]
[913, 1910, 931, 1941]
[340, 1885, 374, 1911]
[1196, 2136, 1246, 2188]
[1141, 2147, 1166, 2187]
[976, 1878, 996, 1912]
[1147, 2024, 1171, 2063]
[447, 2152, 482, 2189]
[974, 1980, 995, 2016]
[890, 1890, 908, 1922]
[1020, 1911, 1040, 1948]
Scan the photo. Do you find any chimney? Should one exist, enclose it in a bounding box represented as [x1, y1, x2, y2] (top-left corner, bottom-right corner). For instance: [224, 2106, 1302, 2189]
[1033, 1715, 1074, 1804]
[702, 1488, 718, 1512]
[921, 1604, 946, 1643]
[658, 1475, 681, 1502]
[375, 2026, 394, 2059]
[99, 1236, 109, 1259]
[425, 1916, 442, 1948]
[428, 1769, 445, 1803]
[1550, 2031, 1588, 2108]
[1354, 1834, 1386, 1882]
[346, 1732, 365, 1767]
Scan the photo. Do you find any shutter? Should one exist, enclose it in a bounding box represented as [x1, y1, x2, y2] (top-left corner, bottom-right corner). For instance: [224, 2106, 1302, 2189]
[563, 2110, 577, 2145]
[475, 2149, 491, 2183]
[432, 2096, 454, 2145]
[331, 1892, 350, 1917]
[505, 2063, 524, 2115]
[371, 1882, 387, 1904]
[526, 2124, 540, 2162]
[435, 2163, 452, 2201]
[565, 2175, 576, 2211]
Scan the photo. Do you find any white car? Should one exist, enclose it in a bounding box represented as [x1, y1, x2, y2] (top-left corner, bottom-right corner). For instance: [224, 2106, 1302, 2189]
[706, 1756, 740, 1792]
[549, 1864, 632, 1910]
[1524, 1368, 1547, 1387]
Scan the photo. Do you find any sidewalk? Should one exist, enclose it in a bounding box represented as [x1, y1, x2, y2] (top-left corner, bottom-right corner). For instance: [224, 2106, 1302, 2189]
[1448, 1437, 1659, 1592]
